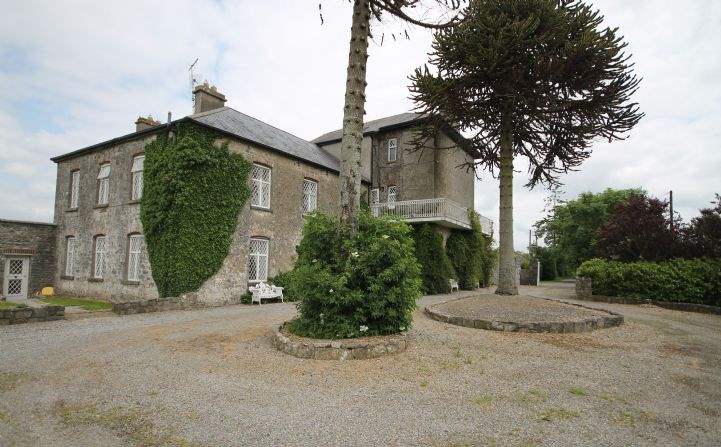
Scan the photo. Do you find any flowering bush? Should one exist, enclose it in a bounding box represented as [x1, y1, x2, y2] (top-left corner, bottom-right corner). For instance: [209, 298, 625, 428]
[287, 212, 421, 339]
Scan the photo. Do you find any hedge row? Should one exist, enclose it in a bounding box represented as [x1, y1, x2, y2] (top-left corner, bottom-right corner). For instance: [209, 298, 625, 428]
[577, 258, 721, 306]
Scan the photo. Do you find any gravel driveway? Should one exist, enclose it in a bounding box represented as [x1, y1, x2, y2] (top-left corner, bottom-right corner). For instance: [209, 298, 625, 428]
[1, 282, 720, 446]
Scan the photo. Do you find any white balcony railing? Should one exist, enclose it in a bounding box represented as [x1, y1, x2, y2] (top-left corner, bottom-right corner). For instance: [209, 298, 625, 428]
[371, 198, 494, 235]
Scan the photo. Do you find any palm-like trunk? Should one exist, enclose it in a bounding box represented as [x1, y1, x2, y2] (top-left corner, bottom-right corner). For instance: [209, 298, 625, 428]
[496, 120, 518, 295]
[339, 0, 371, 233]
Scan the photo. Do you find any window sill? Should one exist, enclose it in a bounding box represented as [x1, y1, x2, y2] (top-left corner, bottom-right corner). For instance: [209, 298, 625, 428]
[251, 205, 272, 213]
[127, 199, 141, 205]
[248, 279, 268, 285]
[94, 204, 109, 210]
[65, 208, 78, 213]
[122, 280, 140, 286]
[60, 275, 74, 280]
[88, 277, 104, 283]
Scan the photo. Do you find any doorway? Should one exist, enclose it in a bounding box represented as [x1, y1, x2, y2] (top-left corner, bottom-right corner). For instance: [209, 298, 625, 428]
[3, 257, 30, 302]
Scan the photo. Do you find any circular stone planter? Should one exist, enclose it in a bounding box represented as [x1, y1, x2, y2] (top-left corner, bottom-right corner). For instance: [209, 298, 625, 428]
[272, 324, 408, 360]
[425, 294, 623, 333]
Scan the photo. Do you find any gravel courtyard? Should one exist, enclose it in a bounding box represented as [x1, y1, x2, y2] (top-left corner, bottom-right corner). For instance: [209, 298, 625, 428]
[1, 282, 720, 446]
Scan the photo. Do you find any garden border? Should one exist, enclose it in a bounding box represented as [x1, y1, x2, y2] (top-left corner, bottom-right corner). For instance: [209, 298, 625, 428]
[0, 305, 65, 325]
[272, 323, 408, 360]
[424, 294, 623, 333]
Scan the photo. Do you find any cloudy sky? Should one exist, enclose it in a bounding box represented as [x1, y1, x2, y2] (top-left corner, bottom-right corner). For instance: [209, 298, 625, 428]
[1, 1, 719, 249]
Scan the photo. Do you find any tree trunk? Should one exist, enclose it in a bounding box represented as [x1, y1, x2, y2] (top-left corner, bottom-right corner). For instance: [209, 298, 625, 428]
[339, 0, 371, 233]
[496, 119, 518, 295]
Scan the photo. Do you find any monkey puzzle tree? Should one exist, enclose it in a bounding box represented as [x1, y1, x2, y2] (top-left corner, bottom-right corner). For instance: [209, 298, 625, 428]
[323, 0, 466, 233]
[410, 0, 643, 295]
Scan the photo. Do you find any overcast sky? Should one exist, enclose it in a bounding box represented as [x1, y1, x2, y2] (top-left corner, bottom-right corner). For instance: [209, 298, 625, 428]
[1, 1, 719, 250]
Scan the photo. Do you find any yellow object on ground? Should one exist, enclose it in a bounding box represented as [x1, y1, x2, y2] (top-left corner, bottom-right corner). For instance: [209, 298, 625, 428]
[41, 287, 54, 297]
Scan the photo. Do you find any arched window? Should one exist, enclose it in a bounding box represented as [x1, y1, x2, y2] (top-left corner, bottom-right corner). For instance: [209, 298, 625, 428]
[131, 155, 144, 201]
[302, 178, 318, 214]
[97, 163, 111, 205]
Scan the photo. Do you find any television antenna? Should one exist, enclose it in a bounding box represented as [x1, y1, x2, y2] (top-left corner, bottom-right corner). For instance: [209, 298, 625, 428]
[188, 58, 199, 110]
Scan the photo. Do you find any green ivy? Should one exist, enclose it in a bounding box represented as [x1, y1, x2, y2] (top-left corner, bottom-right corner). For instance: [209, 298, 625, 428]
[412, 224, 456, 294]
[140, 123, 251, 298]
[446, 211, 495, 289]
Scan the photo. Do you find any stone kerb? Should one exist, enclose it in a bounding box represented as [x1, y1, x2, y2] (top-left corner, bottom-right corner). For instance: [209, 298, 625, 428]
[0, 306, 65, 325]
[272, 324, 408, 360]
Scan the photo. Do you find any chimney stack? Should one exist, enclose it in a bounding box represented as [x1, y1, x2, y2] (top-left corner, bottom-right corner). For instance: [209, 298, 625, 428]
[135, 115, 160, 132]
[193, 81, 226, 114]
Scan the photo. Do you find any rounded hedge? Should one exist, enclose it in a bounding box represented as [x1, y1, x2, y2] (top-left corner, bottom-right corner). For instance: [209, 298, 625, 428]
[287, 212, 422, 339]
[140, 124, 251, 298]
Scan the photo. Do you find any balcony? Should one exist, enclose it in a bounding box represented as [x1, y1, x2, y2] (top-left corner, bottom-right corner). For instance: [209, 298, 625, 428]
[371, 198, 494, 235]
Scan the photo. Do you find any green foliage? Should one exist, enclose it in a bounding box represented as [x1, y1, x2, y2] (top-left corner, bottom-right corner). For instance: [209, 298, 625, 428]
[40, 296, 112, 311]
[412, 224, 455, 294]
[446, 211, 495, 289]
[269, 270, 299, 301]
[141, 123, 251, 298]
[287, 212, 422, 339]
[535, 189, 642, 270]
[577, 258, 721, 306]
[240, 291, 252, 305]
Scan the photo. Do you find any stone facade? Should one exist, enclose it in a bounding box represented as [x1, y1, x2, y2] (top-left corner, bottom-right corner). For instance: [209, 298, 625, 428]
[0, 219, 57, 299]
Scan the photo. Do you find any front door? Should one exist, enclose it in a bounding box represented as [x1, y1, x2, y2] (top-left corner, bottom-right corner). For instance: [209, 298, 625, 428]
[3, 257, 29, 303]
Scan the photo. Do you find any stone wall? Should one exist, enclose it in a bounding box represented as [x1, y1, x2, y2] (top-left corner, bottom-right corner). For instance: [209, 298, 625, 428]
[0, 305, 64, 325]
[52, 130, 342, 305]
[53, 133, 158, 302]
[0, 219, 57, 298]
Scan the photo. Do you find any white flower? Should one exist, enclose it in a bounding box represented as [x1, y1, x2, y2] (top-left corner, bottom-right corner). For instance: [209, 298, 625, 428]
[351, 251, 359, 258]
[329, 288, 334, 293]
[359, 325, 368, 332]
[382, 235, 389, 239]
[312, 259, 318, 263]
[399, 326, 406, 331]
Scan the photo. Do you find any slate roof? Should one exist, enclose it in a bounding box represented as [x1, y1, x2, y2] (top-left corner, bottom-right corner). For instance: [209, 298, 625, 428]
[312, 112, 424, 145]
[189, 107, 339, 171]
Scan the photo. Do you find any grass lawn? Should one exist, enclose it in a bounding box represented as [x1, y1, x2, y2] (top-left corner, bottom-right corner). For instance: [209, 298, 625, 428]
[0, 302, 20, 310]
[41, 296, 112, 311]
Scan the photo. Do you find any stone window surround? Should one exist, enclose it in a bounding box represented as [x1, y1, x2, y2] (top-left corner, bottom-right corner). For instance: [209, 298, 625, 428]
[248, 236, 270, 283]
[62, 235, 76, 279]
[130, 153, 145, 202]
[251, 162, 272, 210]
[96, 162, 112, 207]
[302, 177, 318, 214]
[68, 169, 80, 210]
[124, 232, 143, 284]
[387, 138, 398, 163]
[90, 234, 107, 281]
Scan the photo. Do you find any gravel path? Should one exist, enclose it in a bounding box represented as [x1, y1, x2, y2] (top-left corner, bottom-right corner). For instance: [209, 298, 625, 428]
[1, 282, 720, 446]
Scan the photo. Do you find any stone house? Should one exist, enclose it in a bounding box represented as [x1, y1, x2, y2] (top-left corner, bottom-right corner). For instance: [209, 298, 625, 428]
[1, 83, 491, 304]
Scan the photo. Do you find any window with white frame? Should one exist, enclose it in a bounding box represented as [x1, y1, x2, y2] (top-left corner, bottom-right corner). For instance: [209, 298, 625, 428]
[248, 238, 269, 282]
[97, 163, 111, 205]
[93, 235, 107, 279]
[131, 155, 144, 201]
[127, 234, 143, 282]
[302, 179, 318, 214]
[69, 170, 80, 209]
[65, 236, 76, 277]
[387, 138, 398, 162]
[251, 164, 271, 209]
[370, 188, 380, 205]
[387, 186, 397, 205]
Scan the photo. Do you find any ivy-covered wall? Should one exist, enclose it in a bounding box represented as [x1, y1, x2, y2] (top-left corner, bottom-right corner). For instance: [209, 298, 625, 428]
[141, 124, 251, 298]
[412, 223, 456, 294]
[446, 211, 495, 289]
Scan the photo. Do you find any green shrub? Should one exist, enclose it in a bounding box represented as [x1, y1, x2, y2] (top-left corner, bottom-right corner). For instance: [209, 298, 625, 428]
[269, 270, 298, 301]
[577, 258, 721, 306]
[287, 212, 421, 339]
[412, 224, 456, 294]
[446, 211, 494, 289]
[240, 291, 252, 305]
[141, 123, 251, 298]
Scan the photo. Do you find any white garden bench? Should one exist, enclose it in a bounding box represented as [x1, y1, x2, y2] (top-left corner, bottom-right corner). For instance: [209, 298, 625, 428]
[248, 282, 284, 305]
[449, 279, 459, 293]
